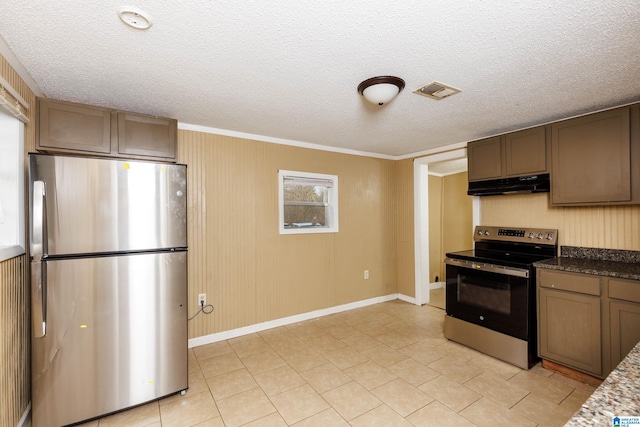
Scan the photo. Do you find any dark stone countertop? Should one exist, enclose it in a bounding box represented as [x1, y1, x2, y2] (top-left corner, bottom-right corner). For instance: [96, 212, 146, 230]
[534, 246, 640, 281]
[534, 257, 640, 281]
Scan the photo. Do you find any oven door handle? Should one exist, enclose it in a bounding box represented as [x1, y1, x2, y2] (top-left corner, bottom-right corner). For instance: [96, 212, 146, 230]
[444, 258, 529, 278]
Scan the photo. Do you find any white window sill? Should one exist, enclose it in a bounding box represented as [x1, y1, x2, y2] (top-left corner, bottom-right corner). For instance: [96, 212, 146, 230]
[0, 245, 25, 262]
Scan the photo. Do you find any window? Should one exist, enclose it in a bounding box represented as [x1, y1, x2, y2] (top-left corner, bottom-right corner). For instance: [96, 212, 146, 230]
[278, 170, 338, 234]
[0, 108, 25, 261]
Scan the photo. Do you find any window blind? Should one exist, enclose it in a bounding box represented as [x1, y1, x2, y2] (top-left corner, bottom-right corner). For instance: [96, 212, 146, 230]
[0, 75, 29, 122]
[283, 175, 334, 188]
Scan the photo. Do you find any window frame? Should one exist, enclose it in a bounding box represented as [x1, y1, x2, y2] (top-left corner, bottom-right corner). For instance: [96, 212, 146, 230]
[0, 109, 25, 261]
[278, 169, 339, 235]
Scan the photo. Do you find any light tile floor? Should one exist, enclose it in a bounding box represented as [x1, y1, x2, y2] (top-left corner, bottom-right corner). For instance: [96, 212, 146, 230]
[74, 300, 596, 426]
[428, 288, 445, 310]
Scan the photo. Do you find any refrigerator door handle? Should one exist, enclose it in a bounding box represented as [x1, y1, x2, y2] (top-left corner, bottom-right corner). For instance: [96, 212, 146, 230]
[31, 260, 47, 337]
[32, 180, 46, 259]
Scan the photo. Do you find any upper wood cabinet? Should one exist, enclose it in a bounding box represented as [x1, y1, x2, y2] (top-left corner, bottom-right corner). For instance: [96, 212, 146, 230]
[37, 100, 112, 154]
[504, 126, 548, 177]
[467, 126, 548, 182]
[117, 112, 176, 159]
[37, 98, 177, 162]
[551, 106, 634, 205]
[467, 136, 502, 181]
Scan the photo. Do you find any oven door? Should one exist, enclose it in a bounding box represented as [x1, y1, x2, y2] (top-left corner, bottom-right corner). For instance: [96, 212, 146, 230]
[445, 258, 531, 340]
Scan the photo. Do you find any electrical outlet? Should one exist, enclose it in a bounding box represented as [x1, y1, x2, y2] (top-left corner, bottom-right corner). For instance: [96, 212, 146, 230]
[198, 293, 206, 307]
[364, 270, 369, 280]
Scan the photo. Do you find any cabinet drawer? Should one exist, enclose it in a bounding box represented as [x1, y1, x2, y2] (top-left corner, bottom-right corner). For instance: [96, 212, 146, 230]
[538, 269, 601, 296]
[609, 278, 640, 303]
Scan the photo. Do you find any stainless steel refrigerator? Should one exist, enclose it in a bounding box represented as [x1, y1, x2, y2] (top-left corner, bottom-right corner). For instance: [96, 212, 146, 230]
[28, 153, 188, 427]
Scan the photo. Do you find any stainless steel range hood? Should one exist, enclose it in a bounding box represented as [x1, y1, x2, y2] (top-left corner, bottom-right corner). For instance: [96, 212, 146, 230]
[467, 174, 550, 196]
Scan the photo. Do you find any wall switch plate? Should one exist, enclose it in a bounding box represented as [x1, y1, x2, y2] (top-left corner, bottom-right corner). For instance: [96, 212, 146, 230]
[198, 293, 206, 307]
[364, 270, 369, 279]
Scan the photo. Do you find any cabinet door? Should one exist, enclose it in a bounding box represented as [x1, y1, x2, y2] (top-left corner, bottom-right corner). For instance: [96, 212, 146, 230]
[504, 126, 548, 177]
[551, 107, 631, 205]
[467, 136, 502, 181]
[117, 113, 177, 160]
[538, 287, 602, 376]
[610, 300, 640, 368]
[37, 99, 111, 154]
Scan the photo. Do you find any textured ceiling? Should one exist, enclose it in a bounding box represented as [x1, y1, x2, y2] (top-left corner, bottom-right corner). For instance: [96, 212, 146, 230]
[1, 1, 639, 158]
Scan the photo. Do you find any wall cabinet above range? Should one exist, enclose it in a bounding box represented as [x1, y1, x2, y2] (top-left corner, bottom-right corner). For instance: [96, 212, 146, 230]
[36, 98, 177, 162]
[467, 126, 549, 182]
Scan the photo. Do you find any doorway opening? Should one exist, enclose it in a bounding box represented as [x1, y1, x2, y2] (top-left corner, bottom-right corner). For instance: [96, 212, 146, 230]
[413, 148, 479, 306]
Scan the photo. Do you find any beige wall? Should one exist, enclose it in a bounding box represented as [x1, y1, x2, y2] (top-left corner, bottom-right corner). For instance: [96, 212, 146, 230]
[395, 159, 415, 297]
[442, 172, 473, 256]
[480, 192, 640, 250]
[177, 130, 400, 338]
[428, 172, 473, 283]
[428, 175, 443, 282]
[0, 53, 35, 427]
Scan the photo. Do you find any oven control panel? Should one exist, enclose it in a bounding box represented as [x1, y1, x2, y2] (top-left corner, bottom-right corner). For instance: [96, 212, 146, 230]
[474, 226, 558, 245]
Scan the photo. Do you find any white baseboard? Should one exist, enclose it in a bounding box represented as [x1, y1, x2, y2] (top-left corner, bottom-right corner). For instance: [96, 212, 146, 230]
[17, 403, 30, 427]
[429, 282, 445, 290]
[189, 293, 403, 348]
[397, 293, 416, 305]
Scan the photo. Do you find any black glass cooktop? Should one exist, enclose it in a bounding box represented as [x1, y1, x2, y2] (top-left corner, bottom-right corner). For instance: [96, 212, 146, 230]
[445, 248, 554, 269]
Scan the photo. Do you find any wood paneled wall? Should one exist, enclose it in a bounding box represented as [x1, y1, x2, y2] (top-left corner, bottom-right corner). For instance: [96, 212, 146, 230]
[0, 256, 29, 427]
[428, 175, 443, 283]
[480, 192, 640, 250]
[442, 172, 473, 256]
[395, 159, 415, 297]
[428, 172, 473, 283]
[0, 53, 35, 427]
[177, 130, 400, 338]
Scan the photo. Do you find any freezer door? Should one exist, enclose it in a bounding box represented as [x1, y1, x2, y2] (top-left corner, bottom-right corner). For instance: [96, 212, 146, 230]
[31, 251, 188, 427]
[29, 153, 187, 256]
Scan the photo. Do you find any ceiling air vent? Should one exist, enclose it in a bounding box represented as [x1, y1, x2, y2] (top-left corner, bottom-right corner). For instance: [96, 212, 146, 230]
[413, 81, 460, 100]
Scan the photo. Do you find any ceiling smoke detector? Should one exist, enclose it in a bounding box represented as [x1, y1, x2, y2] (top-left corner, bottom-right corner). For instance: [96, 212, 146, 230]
[413, 81, 460, 100]
[118, 6, 153, 30]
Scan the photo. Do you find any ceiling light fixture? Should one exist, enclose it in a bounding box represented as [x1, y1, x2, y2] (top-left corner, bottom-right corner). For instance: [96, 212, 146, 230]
[357, 76, 405, 106]
[118, 6, 153, 30]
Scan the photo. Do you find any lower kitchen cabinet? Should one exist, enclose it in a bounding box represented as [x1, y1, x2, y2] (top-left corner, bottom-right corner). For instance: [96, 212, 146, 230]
[609, 278, 640, 367]
[610, 300, 640, 367]
[538, 270, 602, 376]
[538, 268, 640, 378]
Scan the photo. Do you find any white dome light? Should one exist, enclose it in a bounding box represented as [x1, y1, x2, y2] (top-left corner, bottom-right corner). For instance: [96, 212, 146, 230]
[357, 76, 405, 106]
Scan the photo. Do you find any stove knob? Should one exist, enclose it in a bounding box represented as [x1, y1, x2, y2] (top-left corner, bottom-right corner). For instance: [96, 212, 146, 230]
[528, 232, 535, 239]
[546, 233, 554, 240]
[536, 232, 543, 239]
[484, 230, 490, 236]
[477, 229, 484, 236]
